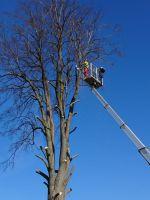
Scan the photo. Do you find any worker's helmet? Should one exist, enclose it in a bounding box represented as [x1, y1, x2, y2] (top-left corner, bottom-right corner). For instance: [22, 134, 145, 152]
[84, 60, 89, 67]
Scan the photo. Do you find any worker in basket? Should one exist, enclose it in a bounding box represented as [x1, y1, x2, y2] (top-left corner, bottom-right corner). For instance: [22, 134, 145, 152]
[83, 60, 89, 78]
[99, 67, 105, 79]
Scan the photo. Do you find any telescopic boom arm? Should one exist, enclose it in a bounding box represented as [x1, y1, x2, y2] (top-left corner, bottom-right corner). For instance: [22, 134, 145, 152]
[92, 87, 150, 165]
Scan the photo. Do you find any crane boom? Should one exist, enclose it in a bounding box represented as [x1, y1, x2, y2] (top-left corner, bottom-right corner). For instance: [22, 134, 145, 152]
[92, 87, 150, 165]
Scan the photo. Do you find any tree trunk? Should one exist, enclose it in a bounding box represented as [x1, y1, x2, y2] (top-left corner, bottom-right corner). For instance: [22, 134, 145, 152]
[48, 185, 65, 200]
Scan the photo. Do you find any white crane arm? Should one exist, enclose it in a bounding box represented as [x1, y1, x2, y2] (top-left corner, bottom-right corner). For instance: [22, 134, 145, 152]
[92, 87, 150, 165]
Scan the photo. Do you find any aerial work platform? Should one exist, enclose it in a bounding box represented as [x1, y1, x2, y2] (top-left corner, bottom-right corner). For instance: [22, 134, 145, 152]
[82, 63, 105, 88]
[80, 61, 150, 166]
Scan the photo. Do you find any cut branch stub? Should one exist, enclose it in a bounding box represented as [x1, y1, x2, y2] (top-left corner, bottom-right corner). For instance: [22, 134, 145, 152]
[35, 154, 49, 169]
[69, 127, 77, 134]
[36, 169, 49, 181]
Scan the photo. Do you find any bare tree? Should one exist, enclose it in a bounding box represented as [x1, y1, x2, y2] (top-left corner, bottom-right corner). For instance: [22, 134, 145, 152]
[0, 0, 119, 199]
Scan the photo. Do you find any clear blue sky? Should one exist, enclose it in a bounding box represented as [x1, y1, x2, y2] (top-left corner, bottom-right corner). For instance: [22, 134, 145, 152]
[1, 0, 150, 199]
